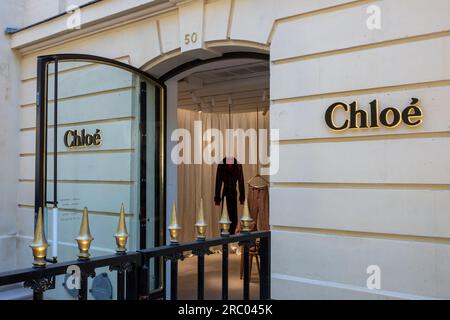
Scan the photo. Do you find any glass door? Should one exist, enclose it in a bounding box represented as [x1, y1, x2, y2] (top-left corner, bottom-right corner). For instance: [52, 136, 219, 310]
[35, 55, 164, 299]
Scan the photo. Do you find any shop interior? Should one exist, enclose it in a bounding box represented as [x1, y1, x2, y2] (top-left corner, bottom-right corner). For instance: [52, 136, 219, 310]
[173, 58, 270, 299]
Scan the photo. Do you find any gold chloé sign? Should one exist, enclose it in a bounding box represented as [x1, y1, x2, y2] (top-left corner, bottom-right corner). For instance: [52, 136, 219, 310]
[325, 98, 423, 131]
[64, 129, 102, 148]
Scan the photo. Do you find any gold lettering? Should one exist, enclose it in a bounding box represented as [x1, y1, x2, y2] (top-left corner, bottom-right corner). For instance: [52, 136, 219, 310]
[63, 129, 102, 148]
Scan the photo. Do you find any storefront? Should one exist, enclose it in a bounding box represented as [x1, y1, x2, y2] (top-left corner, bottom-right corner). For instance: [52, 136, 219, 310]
[2, 0, 450, 299]
[31, 52, 271, 299]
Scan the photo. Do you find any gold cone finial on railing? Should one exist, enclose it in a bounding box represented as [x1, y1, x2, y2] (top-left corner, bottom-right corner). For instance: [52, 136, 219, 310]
[75, 207, 94, 260]
[240, 199, 253, 232]
[168, 202, 181, 244]
[195, 198, 207, 241]
[114, 204, 129, 254]
[30, 207, 49, 267]
[218, 197, 231, 236]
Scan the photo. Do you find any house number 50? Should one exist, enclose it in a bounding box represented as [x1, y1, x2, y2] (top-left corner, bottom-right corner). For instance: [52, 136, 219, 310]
[184, 32, 198, 45]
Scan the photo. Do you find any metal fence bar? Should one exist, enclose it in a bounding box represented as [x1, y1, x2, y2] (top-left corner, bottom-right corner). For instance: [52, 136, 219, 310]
[243, 243, 250, 300]
[197, 253, 205, 300]
[259, 234, 271, 300]
[33, 290, 43, 300]
[117, 271, 125, 300]
[78, 272, 88, 300]
[221, 243, 228, 300]
[126, 265, 138, 300]
[138, 259, 150, 299]
[170, 259, 178, 300]
[139, 232, 269, 259]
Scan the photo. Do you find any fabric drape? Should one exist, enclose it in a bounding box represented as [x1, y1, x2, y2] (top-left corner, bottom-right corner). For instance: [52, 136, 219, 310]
[177, 108, 269, 242]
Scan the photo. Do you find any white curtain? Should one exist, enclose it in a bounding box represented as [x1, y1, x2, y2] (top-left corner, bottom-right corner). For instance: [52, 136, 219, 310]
[176, 108, 269, 242]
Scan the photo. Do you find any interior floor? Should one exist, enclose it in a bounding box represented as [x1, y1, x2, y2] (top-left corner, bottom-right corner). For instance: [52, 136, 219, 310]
[178, 252, 260, 300]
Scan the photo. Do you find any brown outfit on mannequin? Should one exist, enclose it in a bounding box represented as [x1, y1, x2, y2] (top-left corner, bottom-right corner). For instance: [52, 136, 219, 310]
[248, 185, 269, 231]
[214, 157, 245, 234]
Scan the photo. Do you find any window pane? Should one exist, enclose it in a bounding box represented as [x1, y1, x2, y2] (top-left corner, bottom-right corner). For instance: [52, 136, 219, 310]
[42, 59, 158, 299]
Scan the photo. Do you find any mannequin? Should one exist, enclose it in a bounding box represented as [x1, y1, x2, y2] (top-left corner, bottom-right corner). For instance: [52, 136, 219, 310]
[214, 157, 245, 234]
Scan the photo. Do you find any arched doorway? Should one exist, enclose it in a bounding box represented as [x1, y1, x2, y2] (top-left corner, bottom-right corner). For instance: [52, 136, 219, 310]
[154, 51, 270, 299]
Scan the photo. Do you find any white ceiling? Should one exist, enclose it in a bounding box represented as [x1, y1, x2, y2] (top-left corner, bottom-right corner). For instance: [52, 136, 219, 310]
[178, 60, 270, 113]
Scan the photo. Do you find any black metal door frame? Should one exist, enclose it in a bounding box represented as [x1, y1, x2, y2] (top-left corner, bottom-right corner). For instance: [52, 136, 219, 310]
[35, 51, 270, 299]
[34, 53, 166, 296]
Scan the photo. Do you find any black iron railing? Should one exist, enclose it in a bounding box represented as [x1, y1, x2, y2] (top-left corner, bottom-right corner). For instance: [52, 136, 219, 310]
[0, 231, 270, 300]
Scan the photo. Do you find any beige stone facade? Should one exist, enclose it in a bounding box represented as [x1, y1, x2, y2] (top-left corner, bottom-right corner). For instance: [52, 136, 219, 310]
[0, 0, 449, 299]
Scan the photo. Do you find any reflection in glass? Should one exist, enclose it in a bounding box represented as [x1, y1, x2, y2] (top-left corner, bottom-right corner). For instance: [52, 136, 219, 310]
[41, 59, 158, 299]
